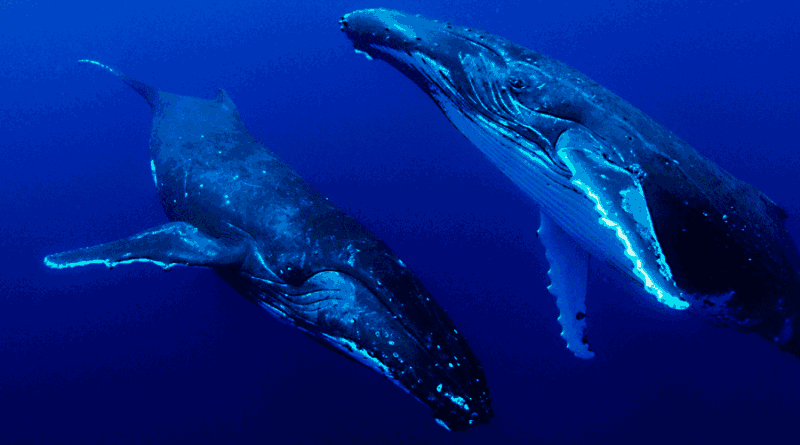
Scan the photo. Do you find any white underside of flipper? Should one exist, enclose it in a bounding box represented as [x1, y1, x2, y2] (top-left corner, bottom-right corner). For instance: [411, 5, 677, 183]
[538, 211, 594, 359]
[554, 129, 688, 310]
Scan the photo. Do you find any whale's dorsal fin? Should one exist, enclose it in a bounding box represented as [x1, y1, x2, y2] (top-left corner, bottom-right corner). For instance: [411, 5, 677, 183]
[215, 89, 235, 106]
[215, 89, 239, 116]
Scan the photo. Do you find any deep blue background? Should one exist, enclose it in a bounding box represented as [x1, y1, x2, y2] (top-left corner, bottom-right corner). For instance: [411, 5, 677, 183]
[2, 1, 799, 443]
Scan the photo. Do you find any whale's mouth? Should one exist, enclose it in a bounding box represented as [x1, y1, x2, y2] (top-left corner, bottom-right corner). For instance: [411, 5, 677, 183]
[340, 9, 426, 55]
[339, 9, 501, 90]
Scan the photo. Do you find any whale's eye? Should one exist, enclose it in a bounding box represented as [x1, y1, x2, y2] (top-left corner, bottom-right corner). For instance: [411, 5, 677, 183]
[508, 77, 527, 92]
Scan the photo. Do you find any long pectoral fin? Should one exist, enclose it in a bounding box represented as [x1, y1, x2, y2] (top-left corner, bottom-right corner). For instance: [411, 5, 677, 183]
[538, 211, 594, 359]
[44, 222, 250, 270]
[555, 128, 688, 310]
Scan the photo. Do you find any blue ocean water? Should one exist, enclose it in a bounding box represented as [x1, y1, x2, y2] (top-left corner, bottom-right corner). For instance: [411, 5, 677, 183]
[1, 0, 799, 443]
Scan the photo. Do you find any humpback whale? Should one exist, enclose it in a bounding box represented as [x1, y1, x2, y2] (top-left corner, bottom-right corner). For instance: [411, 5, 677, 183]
[340, 10, 800, 359]
[43, 61, 492, 431]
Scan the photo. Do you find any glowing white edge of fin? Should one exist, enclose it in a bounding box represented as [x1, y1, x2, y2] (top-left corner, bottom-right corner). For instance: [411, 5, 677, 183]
[44, 256, 177, 271]
[77, 59, 119, 76]
[619, 187, 676, 285]
[435, 418, 452, 431]
[572, 178, 688, 310]
[354, 49, 373, 61]
[150, 159, 158, 187]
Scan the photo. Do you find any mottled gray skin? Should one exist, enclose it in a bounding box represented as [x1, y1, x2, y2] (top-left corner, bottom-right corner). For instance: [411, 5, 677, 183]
[340, 9, 800, 358]
[44, 65, 491, 430]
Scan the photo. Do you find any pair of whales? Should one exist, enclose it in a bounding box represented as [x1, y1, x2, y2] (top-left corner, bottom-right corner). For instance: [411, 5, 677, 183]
[46, 9, 800, 431]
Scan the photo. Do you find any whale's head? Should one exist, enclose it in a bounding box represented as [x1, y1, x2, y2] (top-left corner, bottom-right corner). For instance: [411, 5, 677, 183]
[340, 9, 577, 176]
[229, 231, 493, 431]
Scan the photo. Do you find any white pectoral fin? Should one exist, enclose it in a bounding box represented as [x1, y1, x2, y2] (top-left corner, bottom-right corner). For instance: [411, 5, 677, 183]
[555, 128, 688, 310]
[44, 221, 250, 270]
[538, 211, 594, 359]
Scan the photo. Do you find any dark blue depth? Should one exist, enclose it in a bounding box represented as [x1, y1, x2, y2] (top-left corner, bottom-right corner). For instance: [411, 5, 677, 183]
[1, 1, 799, 443]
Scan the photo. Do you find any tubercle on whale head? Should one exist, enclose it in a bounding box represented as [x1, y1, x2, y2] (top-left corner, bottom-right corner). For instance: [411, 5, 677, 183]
[339, 9, 526, 83]
[339, 9, 514, 59]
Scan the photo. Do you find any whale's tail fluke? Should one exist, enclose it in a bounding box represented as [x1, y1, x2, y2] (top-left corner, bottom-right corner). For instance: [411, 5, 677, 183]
[78, 59, 158, 110]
